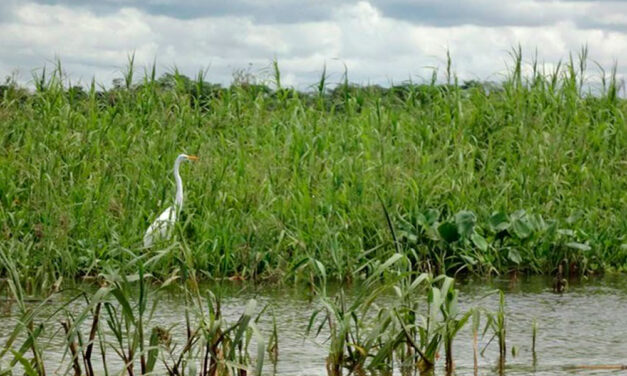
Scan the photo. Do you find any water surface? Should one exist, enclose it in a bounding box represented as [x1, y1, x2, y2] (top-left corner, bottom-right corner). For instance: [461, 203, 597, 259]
[1, 275, 626, 375]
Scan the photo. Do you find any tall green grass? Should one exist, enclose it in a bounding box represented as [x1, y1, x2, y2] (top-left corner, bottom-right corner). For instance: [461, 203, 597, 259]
[1, 49, 626, 286]
[0, 247, 266, 376]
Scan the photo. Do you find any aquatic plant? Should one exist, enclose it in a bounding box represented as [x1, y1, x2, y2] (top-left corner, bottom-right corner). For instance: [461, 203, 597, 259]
[472, 309, 481, 375]
[0, 248, 48, 376]
[306, 253, 479, 375]
[306, 254, 402, 375]
[481, 290, 507, 370]
[531, 318, 537, 354]
[0, 254, 266, 376]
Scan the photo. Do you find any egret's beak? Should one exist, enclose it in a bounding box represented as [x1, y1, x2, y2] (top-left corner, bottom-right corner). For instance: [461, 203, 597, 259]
[186, 155, 199, 161]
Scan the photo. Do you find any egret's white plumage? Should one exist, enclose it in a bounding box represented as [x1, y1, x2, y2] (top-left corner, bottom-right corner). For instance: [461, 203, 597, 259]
[144, 154, 197, 248]
[143, 206, 177, 248]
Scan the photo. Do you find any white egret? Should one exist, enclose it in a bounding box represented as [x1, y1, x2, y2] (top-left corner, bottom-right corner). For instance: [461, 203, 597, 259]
[144, 153, 198, 248]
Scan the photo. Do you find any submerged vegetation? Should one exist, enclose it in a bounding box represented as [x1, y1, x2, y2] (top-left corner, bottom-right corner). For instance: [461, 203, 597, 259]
[1, 48, 626, 290]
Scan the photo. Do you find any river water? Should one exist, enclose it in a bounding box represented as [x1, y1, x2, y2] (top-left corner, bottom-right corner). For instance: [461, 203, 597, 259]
[1, 275, 626, 375]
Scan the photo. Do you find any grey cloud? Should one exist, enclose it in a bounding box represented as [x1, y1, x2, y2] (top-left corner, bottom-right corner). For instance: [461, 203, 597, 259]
[371, 0, 627, 32]
[20, 0, 627, 32]
[21, 0, 624, 28]
[371, 0, 562, 27]
[0, 0, 19, 21]
[28, 0, 335, 23]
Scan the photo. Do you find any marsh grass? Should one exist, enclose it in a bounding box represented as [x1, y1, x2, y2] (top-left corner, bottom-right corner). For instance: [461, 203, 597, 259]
[306, 252, 484, 375]
[481, 291, 507, 372]
[1, 49, 626, 288]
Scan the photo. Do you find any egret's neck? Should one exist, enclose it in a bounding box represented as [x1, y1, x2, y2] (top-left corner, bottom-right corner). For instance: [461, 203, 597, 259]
[174, 159, 184, 207]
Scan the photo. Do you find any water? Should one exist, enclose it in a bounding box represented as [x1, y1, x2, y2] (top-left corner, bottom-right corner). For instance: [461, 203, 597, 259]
[455, 275, 627, 375]
[1, 275, 626, 375]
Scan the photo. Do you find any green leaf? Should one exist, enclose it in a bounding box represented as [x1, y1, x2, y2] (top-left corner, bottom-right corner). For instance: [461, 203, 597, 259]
[566, 210, 583, 224]
[250, 323, 265, 376]
[461, 254, 477, 265]
[423, 209, 440, 226]
[565, 242, 591, 252]
[414, 212, 428, 229]
[471, 233, 488, 252]
[455, 210, 477, 237]
[229, 299, 257, 360]
[511, 218, 532, 239]
[313, 259, 327, 281]
[425, 225, 441, 241]
[380, 253, 403, 270]
[146, 327, 160, 372]
[508, 248, 522, 264]
[429, 287, 442, 311]
[438, 222, 460, 243]
[489, 211, 510, 232]
[440, 276, 454, 297]
[290, 257, 311, 272]
[527, 214, 547, 231]
[111, 288, 135, 322]
[510, 209, 527, 220]
[557, 229, 575, 237]
[10, 350, 37, 376]
[402, 232, 418, 243]
[409, 273, 430, 291]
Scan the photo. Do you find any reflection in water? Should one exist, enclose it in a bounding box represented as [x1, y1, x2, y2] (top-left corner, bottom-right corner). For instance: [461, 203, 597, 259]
[1, 275, 627, 375]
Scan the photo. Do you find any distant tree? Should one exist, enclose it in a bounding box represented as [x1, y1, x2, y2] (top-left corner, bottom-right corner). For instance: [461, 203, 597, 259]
[461, 80, 483, 90]
[157, 72, 193, 92]
[67, 85, 87, 102]
[0, 76, 28, 103]
[112, 78, 124, 90]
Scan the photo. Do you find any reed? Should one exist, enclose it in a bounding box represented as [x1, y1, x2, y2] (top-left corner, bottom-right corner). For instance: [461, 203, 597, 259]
[0, 254, 266, 376]
[306, 253, 481, 375]
[1, 49, 626, 288]
[481, 290, 507, 371]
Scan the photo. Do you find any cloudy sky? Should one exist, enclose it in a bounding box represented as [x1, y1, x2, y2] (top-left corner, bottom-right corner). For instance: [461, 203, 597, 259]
[1, 0, 626, 89]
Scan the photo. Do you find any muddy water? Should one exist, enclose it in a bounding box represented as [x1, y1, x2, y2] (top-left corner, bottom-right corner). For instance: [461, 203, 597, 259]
[1, 275, 626, 375]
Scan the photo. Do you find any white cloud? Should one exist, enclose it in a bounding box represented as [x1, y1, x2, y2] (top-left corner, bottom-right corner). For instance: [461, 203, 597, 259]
[0, 1, 625, 89]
